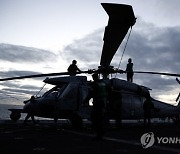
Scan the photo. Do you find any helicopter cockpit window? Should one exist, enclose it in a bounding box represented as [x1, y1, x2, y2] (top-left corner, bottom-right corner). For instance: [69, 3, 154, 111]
[43, 85, 66, 98]
[50, 91, 58, 96]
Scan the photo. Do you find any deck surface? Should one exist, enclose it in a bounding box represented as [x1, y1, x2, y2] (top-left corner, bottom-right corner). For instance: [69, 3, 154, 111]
[0, 120, 180, 154]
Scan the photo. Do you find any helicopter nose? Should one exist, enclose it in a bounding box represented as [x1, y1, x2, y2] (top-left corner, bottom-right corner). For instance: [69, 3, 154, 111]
[23, 99, 30, 104]
[23, 101, 31, 111]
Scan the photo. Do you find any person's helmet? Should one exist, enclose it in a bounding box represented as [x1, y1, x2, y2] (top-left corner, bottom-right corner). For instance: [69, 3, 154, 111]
[72, 60, 77, 64]
[92, 73, 99, 81]
[128, 58, 132, 63]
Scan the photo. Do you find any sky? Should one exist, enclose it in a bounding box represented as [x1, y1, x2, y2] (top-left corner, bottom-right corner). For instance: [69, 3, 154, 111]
[0, 0, 180, 106]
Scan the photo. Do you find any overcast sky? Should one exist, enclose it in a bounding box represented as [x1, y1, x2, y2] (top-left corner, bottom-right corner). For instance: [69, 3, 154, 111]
[0, 0, 180, 105]
[1, 0, 180, 51]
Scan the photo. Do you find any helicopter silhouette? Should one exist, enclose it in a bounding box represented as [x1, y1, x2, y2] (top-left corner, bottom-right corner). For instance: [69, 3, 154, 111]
[1, 3, 180, 127]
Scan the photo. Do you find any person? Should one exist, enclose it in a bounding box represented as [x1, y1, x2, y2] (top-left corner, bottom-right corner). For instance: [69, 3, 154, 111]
[91, 73, 108, 140]
[24, 96, 36, 125]
[126, 58, 134, 82]
[67, 60, 81, 76]
[143, 93, 154, 128]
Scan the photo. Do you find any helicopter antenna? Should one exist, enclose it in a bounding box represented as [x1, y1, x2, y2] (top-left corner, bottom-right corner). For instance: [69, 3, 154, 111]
[115, 26, 133, 77]
[35, 82, 47, 97]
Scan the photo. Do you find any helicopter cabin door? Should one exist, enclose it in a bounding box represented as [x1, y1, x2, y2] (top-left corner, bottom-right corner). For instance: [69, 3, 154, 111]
[58, 82, 80, 110]
[121, 92, 143, 119]
[130, 95, 144, 119]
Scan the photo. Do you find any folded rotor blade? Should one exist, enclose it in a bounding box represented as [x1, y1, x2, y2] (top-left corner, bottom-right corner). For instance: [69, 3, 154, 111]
[100, 3, 136, 67]
[0, 70, 95, 82]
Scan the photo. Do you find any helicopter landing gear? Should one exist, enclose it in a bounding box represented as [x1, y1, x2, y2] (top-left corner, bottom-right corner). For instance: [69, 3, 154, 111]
[10, 111, 21, 121]
[70, 113, 83, 129]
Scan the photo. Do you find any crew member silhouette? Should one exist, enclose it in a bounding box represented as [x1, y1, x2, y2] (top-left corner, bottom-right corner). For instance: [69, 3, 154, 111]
[126, 58, 134, 82]
[67, 60, 81, 76]
[24, 96, 36, 125]
[91, 73, 108, 140]
[143, 93, 154, 128]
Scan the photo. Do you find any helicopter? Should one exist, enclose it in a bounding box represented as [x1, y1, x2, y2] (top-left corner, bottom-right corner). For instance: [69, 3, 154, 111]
[1, 3, 180, 127]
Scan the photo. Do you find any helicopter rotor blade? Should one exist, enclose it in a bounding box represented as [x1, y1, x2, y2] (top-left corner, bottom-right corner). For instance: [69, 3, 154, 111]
[133, 71, 180, 77]
[100, 3, 136, 67]
[0, 69, 100, 82]
[0, 70, 98, 82]
[0, 72, 70, 81]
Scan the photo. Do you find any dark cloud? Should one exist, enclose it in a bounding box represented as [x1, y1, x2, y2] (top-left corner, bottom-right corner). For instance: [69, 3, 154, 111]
[1, 88, 36, 96]
[0, 78, 49, 105]
[0, 87, 35, 105]
[63, 29, 104, 69]
[0, 77, 41, 95]
[0, 70, 49, 103]
[0, 70, 41, 78]
[125, 25, 180, 73]
[0, 70, 47, 87]
[0, 79, 42, 91]
[0, 43, 57, 63]
[0, 44, 60, 104]
[62, 21, 180, 73]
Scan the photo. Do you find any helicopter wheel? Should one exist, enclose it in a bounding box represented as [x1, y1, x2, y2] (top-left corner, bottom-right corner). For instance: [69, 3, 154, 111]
[10, 111, 21, 121]
[70, 113, 83, 129]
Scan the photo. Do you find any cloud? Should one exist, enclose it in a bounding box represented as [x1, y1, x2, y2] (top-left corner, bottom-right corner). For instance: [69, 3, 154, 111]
[0, 86, 37, 105]
[0, 70, 41, 78]
[0, 88, 36, 96]
[62, 29, 104, 69]
[0, 43, 65, 104]
[125, 23, 180, 73]
[0, 70, 49, 104]
[0, 43, 57, 63]
[62, 20, 180, 73]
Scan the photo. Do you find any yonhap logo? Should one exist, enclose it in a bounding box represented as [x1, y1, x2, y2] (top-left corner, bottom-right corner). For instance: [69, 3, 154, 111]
[140, 132, 180, 149]
[140, 132, 155, 149]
